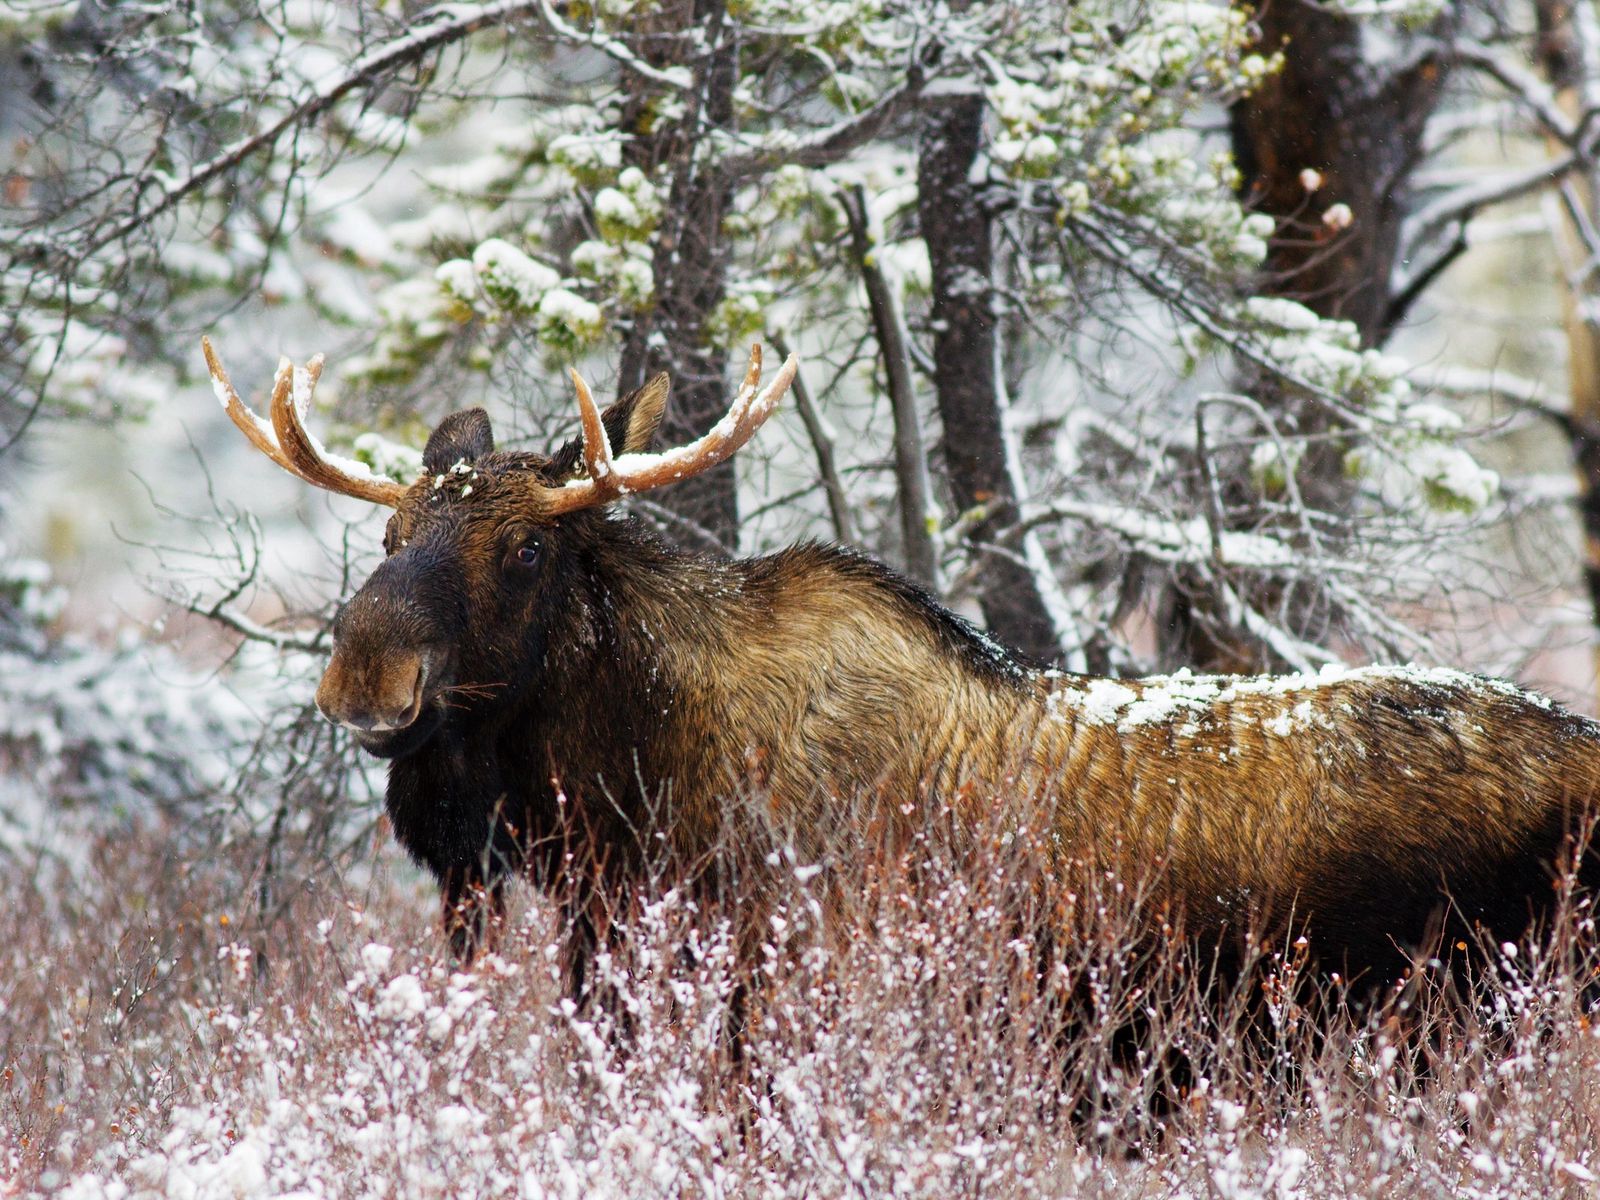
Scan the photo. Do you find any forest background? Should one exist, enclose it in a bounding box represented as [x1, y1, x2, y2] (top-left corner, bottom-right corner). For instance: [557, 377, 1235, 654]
[7, 0, 1600, 1194]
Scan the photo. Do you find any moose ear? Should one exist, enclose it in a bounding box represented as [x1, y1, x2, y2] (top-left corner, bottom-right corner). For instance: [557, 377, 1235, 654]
[601, 372, 670, 455]
[423, 408, 494, 473]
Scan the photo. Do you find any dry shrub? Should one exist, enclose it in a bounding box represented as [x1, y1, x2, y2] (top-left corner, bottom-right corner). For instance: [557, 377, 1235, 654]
[4, 792, 1600, 1199]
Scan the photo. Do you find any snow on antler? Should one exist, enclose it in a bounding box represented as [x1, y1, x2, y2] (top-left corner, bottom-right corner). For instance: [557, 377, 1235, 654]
[202, 337, 408, 507]
[545, 344, 797, 514]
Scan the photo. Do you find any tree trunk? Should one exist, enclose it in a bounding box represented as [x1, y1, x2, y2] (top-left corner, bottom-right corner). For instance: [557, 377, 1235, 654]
[1229, 3, 1446, 345]
[1535, 0, 1600, 696]
[918, 89, 1063, 663]
[841, 185, 938, 586]
[1158, 4, 1449, 672]
[616, 0, 739, 551]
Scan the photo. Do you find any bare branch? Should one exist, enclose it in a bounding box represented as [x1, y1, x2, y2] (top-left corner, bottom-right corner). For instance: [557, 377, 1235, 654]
[770, 331, 854, 545]
[840, 185, 937, 585]
[1068, 210, 1373, 428]
[628, 498, 733, 556]
[1196, 392, 1322, 550]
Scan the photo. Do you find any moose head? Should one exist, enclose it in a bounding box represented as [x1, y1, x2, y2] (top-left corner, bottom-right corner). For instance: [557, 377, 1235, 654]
[202, 338, 797, 764]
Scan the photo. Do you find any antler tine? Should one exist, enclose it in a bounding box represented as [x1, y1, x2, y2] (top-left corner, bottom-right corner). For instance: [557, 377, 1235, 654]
[202, 336, 407, 507]
[735, 342, 764, 403]
[544, 344, 798, 517]
[270, 355, 408, 505]
[203, 336, 304, 479]
[568, 366, 619, 495]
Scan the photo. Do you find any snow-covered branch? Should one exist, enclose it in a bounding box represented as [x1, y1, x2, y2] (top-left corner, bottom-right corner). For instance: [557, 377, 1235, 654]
[1403, 156, 1581, 265]
[1416, 365, 1572, 430]
[1451, 44, 1583, 144]
[1554, 179, 1600, 283]
[1012, 499, 1299, 572]
[1216, 580, 1341, 674]
[184, 599, 329, 655]
[718, 75, 926, 175]
[65, 1, 546, 265]
[535, 0, 694, 90]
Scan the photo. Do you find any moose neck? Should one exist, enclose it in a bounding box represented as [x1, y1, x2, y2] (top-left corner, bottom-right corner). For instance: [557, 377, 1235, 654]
[533, 514, 759, 805]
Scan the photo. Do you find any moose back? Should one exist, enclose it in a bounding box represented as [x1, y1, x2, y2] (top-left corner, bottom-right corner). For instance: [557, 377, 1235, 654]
[204, 339, 1600, 981]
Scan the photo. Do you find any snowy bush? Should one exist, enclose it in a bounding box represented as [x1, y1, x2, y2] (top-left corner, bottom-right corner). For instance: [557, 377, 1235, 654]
[0, 548, 264, 867]
[7, 812, 1600, 1199]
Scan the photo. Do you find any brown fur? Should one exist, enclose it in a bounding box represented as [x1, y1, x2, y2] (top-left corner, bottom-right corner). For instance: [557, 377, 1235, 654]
[313, 390, 1600, 985]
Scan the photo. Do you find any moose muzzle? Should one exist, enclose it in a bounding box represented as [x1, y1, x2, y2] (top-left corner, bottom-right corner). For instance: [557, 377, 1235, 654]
[314, 555, 458, 753]
[315, 646, 428, 735]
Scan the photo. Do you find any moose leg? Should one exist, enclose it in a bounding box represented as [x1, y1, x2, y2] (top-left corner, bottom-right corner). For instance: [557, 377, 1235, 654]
[561, 897, 600, 1004]
[442, 870, 506, 963]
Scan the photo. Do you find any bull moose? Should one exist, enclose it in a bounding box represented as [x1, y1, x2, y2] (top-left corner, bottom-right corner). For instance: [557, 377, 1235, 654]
[203, 338, 1600, 988]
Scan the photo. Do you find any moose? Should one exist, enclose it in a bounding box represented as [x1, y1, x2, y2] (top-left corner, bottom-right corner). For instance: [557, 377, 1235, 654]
[204, 337, 1600, 990]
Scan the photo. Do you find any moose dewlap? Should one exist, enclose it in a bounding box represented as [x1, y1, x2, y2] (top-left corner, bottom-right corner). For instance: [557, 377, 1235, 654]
[204, 337, 1600, 984]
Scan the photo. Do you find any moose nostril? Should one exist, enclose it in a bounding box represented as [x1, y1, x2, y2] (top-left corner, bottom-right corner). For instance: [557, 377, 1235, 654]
[321, 702, 417, 735]
[314, 691, 376, 732]
[313, 690, 341, 727]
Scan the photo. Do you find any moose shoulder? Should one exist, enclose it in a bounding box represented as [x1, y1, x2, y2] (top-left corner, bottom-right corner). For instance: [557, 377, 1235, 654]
[204, 338, 1600, 983]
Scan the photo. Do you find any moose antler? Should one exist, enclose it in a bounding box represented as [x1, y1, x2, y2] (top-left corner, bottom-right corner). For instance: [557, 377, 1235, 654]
[546, 344, 798, 516]
[202, 337, 408, 507]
